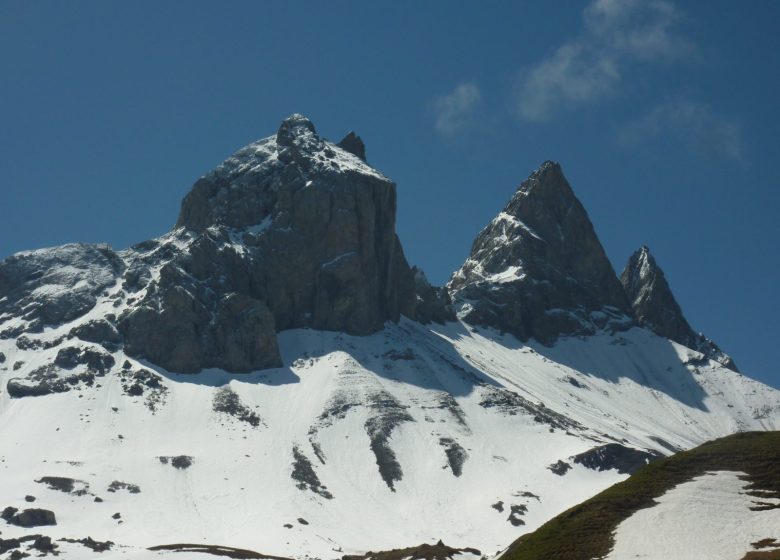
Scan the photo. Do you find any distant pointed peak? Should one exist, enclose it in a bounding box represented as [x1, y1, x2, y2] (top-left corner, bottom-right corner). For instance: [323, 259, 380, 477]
[620, 247, 739, 371]
[535, 160, 563, 174]
[622, 246, 664, 294]
[627, 245, 663, 282]
[524, 160, 564, 182]
[513, 160, 570, 200]
[337, 131, 366, 161]
[276, 113, 317, 146]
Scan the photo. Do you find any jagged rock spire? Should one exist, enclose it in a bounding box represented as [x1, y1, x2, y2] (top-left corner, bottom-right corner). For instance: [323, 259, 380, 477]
[448, 161, 632, 344]
[620, 246, 738, 371]
[337, 131, 366, 161]
[620, 246, 692, 343]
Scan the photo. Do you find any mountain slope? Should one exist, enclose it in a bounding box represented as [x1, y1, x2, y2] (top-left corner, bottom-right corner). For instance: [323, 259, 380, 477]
[500, 431, 780, 560]
[1, 319, 777, 558]
[0, 116, 778, 559]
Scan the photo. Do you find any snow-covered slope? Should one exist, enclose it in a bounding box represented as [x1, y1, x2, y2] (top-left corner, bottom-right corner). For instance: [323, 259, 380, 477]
[1, 316, 778, 558]
[605, 470, 780, 560]
[500, 431, 780, 560]
[1, 115, 778, 559]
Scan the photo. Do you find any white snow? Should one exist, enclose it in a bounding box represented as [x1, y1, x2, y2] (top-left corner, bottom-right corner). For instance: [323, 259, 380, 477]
[214, 133, 389, 184]
[0, 316, 778, 559]
[494, 212, 542, 241]
[605, 471, 780, 560]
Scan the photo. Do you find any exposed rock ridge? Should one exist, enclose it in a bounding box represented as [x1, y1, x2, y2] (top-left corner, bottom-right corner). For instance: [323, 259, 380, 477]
[620, 246, 738, 371]
[121, 114, 418, 371]
[448, 161, 632, 344]
[0, 114, 418, 374]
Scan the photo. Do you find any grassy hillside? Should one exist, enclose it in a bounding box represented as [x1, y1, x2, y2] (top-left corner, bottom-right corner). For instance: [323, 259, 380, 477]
[501, 431, 780, 560]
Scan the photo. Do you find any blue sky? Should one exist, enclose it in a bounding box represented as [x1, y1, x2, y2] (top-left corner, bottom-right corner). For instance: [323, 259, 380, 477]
[1, 1, 778, 388]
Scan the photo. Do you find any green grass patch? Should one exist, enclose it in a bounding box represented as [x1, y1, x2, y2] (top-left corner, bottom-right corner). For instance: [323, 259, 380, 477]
[502, 431, 780, 560]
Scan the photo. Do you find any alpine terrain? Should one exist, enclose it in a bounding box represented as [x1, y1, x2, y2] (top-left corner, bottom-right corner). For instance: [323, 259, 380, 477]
[0, 115, 778, 559]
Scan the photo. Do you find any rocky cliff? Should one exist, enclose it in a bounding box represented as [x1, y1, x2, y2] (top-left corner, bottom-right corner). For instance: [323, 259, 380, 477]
[620, 246, 738, 371]
[448, 161, 632, 344]
[0, 115, 419, 374]
[0, 124, 741, 376]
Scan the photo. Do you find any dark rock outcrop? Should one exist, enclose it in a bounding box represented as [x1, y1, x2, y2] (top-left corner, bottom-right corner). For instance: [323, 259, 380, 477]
[620, 246, 738, 371]
[291, 446, 333, 499]
[118, 114, 416, 373]
[213, 386, 261, 427]
[548, 460, 572, 476]
[341, 540, 481, 560]
[59, 537, 114, 553]
[118, 239, 282, 373]
[159, 455, 193, 469]
[439, 437, 468, 477]
[5, 509, 57, 528]
[54, 346, 115, 374]
[448, 161, 632, 344]
[7, 365, 98, 398]
[6, 345, 114, 398]
[0, 244, 124, 336]
[411, 267, 455, 324]
[572, 443, 663, 474]
[365, 391, 414, 491]
[337, 131, 366, 161]
[69, 319, 121, 349]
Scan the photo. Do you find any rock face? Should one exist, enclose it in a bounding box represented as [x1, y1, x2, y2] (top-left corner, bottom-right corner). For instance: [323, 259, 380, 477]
[0, 115, 417, 375]
[118, 114, 416, 372]
[4, 508, 57, 528]
[448, 161, 632, 344]
[0, 244, 124, 338]
[571, 443, 663, 475]
[337, 131, 366, 162]
[411, 267, 455, 325]
[620, 246, 738, 371]
[0, 123, 741, 377]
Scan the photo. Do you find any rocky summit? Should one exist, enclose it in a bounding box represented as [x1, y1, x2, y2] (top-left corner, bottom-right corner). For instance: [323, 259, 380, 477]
[0, 115, 776, 560]
[620, 246, 738, 371]
[140, 113, 418, 372]
[1, 115, 424, 374]
[0, 124, 738, 375]
[448, 161, 632, 344]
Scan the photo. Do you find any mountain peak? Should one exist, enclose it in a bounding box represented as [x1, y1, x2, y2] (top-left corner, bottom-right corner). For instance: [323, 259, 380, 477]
[276, 113, 317, 146]
[131, 116, 417, 372]
[620, 246, 738, 371]
[531, 159, 562, 177]
[449, 162, 631, 344]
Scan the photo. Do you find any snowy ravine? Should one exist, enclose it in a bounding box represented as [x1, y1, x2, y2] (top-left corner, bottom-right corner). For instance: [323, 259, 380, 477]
[1, 318, 778, 558]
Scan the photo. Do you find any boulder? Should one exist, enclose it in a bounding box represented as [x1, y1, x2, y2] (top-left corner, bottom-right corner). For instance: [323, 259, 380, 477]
[7, 508, 56, 528]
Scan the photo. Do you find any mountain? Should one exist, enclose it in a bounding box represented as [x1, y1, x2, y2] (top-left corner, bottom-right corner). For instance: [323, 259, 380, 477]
[0, 115, 778, 559]
[501, 431, 780, 560]
[448, 161, 632, 345]
[620, 245, 738, 371]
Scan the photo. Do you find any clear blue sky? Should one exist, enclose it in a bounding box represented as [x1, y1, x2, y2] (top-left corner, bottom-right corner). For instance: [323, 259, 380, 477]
[1, 1, 778, 388]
